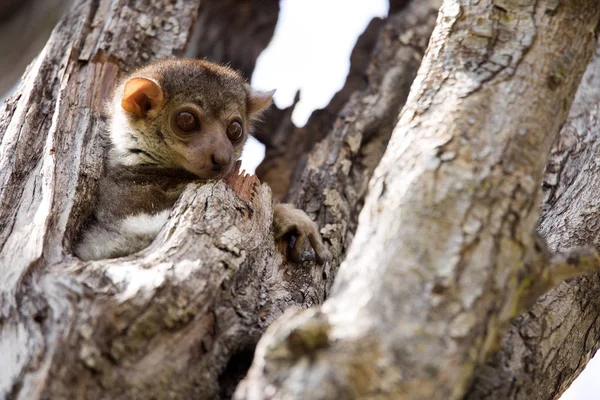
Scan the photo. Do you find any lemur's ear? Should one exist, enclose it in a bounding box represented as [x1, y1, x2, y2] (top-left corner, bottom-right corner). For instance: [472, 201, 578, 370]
[248, 89, 275, 118]
[121, 77, 164, 118]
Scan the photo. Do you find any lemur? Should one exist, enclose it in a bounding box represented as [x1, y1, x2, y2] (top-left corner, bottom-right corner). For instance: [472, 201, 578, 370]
[75, 58, 329, 264]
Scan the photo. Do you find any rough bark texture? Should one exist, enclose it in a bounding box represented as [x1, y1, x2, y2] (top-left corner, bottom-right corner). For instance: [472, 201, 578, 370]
[0, 0, 201, 396]
[0, 0, 438, 398]
[0, 0, 280, 398]
[238, 1, 600, 400]
[286, 0, 441, 264]
[5, 0, 600, 399]
[466, 41, 600, 400]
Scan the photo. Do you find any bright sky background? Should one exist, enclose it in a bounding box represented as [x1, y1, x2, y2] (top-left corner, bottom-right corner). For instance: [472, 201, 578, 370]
[560, 354, 600, 400]
[243, 1, 600, 399]
[240, 0, 388, 174]
[252, 0, 388, 126]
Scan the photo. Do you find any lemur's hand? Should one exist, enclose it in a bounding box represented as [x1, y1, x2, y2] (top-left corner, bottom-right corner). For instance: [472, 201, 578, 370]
[273, 203, 332, 265]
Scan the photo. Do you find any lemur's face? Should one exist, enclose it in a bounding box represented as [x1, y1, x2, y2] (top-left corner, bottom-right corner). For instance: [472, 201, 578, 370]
[161, 101, 245, 179]
[116, 58, 273, 179]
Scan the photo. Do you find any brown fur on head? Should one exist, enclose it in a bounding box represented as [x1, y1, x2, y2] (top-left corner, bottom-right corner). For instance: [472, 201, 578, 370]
[109, 58, 274, 179]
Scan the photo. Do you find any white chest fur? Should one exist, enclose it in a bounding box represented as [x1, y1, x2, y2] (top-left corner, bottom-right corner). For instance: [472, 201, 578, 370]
[120, 210, 171, 237]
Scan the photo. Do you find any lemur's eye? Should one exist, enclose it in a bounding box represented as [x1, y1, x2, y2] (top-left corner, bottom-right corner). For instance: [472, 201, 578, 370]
[227, 120, 243, 142]
[175, 111, 199, 133]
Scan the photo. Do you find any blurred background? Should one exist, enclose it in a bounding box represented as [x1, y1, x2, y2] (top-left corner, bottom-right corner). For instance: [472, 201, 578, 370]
[1, 1, 598, 398]
[0, 0, 73, 95]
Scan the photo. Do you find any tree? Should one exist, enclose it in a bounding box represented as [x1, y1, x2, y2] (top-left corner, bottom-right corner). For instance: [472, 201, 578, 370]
[1, 0, 599, 399]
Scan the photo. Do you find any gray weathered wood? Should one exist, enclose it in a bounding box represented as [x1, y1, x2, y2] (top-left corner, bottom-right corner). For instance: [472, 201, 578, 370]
[466, 40, 600, 400]
[237, 1, 600, 399]
[0, 0, 202, 396]
[5, 0, 600, 399]
[0, 0, 439, 397]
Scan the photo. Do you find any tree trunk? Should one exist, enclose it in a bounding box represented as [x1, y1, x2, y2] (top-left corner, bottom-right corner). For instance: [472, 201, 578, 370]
[466, 40, 600, 400]
[3, 0, 600, 399]
[237, 1, 600, 399]
[0, 0, 437, 398]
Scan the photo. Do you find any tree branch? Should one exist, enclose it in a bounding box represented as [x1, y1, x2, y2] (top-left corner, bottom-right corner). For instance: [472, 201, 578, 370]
[467, 40, 600, 400]
[237, 1, 600, 399]
[515, 241, 600, 316]
[287, 0, 440, 251]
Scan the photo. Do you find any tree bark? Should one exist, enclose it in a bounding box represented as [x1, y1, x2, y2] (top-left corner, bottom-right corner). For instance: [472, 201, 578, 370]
[0, 0, 201, 396]
[0, 0, 438, 398]
[466, 41, 600, 400]
[237, 1, 600, 399]
[286, 0, 441, 261]
[4, 0, 600, 399]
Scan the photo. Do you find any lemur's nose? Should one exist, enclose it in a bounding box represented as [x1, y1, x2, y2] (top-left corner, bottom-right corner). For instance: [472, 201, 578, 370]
[211, 151, 231, 168]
